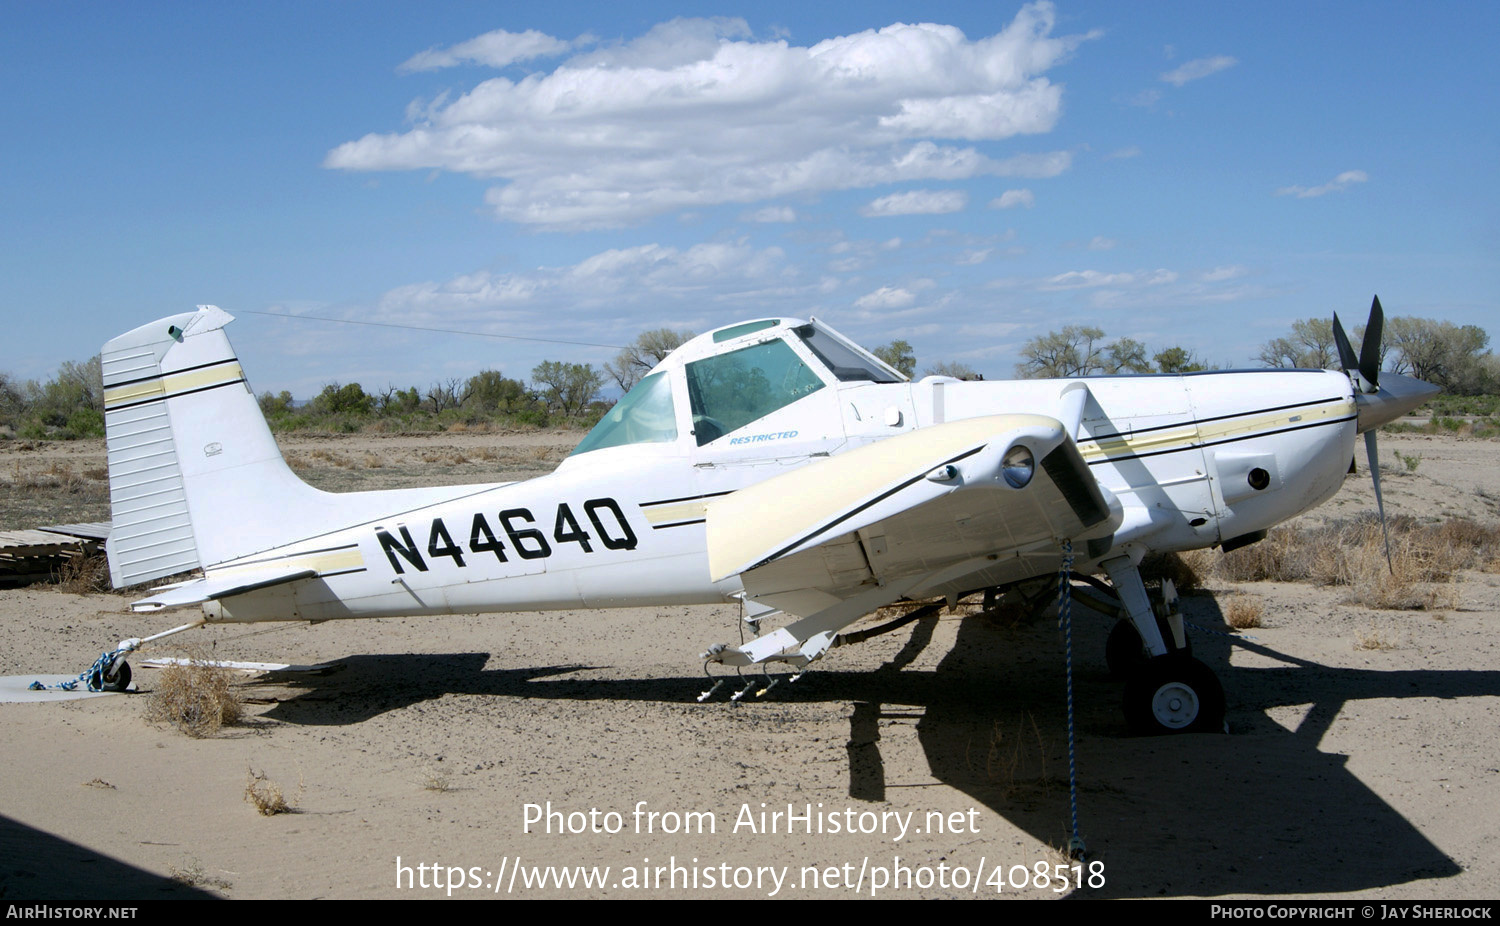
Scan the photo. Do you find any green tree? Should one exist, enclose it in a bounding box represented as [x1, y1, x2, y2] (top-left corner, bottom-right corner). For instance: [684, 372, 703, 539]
[532, 361, 605, 418]
[1257, 319, 1337, 370]
[462, 369, 532, 414]
[258, 390, 295, 417]
[605, 328, 695, 393]
[923, 360, 981, 381]
[1387, 317, 1492, 393]
[1104, 338, 1152, 374]
[1153, 346, 1209, 374]
[872, 340, 917, 378]
[1015, 326, 1107, 378]
[310, 382, 373, 417]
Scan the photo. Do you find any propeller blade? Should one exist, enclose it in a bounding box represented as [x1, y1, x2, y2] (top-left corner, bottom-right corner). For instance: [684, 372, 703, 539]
[1364, 429, 1393, 573]
[1358, 295, 1384, 391]
[1332, 312, 1360, 374]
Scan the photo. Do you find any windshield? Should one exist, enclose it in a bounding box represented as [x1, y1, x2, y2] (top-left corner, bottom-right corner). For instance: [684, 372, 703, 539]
[569, 371, 678, 456]
[794, 324, 903, 383]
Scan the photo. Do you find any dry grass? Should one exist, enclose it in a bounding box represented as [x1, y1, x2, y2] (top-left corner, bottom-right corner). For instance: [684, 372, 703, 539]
[168, 858, 232, 892]
[1223, 594, 1264, 630]
[52, 550, 112, 593]
[245, 766, 302, 815]
[1141, 551, 1205, 594]
[1196, 517, 1500, 611]
[3, 460, 103, 497]
[307, 448, 355, 468]
[420, 770, 454, 792]
[983, 713, 1050, 799]
[1354, 626, 1400, 651]
[144, 656, 243, 737]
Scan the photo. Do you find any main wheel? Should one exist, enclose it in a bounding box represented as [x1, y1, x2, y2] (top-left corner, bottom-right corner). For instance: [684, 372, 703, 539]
[1105, 618, 1191, 678]
[1123, 654, 1224, 735]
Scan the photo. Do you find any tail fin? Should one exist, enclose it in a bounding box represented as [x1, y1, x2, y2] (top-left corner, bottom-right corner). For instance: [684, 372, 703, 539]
[103, 306, 496, 589]
[102, 306, 315, 586]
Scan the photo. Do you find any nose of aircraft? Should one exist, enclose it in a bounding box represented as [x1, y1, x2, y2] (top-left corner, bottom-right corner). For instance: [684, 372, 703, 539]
[1354, 372, 1442, 433]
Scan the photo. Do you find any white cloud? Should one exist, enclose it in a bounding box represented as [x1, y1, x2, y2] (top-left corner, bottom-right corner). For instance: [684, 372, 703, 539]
[1042, 268, 1176, 290]
[854, 286, 918, 310]
[1160, 55, 1238, 87]
[990, 188, 1035, 209]
[399, 29, 579, 73]
[1105, 146, 1141, 160]
[861, 189, 968, 217]
[1088, 236, 1116, 250]
[328, 5, 1094, 228]
[1200, 265, 1247, 282]
[565, 17, 750, 69]
[743, 206, 798, 223]
[375, 239, 793, 325]
[1274, 169, 1369, 199]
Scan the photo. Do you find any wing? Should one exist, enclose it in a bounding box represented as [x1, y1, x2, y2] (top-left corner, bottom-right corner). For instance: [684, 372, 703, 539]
[703, 414, 1120, 666]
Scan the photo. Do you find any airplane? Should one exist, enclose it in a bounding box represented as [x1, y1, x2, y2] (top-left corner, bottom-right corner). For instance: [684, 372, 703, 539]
[89, 298, 1437, 734]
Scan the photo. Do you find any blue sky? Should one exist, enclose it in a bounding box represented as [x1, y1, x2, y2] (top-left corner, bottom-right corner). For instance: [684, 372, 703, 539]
[3, 2, 1496, 397]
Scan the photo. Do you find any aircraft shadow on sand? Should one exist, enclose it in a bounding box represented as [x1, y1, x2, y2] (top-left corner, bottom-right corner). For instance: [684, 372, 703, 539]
[254, 593, 1480, 898]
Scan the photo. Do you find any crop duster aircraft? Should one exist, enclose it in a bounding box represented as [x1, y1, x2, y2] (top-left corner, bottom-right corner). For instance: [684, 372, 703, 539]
[93, 300, 1435, 733]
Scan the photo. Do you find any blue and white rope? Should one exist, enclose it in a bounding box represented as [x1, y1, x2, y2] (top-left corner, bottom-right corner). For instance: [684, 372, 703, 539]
[1057, 540, 1086, 859]
[28, 650, 118, 692]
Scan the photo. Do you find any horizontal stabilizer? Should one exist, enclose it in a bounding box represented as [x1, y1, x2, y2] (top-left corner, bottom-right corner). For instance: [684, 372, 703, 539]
[130, 567, 317, 612]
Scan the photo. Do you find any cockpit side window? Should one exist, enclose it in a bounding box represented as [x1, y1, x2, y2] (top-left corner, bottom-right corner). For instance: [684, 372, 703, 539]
[794, 324, 903, 383]
[569, 371, 678, 457]
[685, 340, 825, 446]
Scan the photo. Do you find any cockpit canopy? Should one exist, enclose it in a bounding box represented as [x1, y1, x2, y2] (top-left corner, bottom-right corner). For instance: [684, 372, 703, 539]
[570, 317, 902, 457]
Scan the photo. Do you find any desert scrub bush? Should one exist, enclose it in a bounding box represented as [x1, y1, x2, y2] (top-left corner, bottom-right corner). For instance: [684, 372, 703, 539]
[145, 657, 242, 737]
[1141, 550, 1204, 594]
[1218, 526, 1312, 582]
[1195, 517, 1499, 610]
[245, 767, 302, 815]
[1223, 594, 1264, 629]
[1393, 449, 1422, 473]
[52, 550, 111, 593]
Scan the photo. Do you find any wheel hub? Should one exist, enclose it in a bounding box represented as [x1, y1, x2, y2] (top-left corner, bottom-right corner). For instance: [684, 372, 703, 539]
[1151, 681, 1199, 729]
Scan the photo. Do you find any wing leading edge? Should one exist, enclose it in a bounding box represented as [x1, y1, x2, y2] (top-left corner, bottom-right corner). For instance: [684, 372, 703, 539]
[704, 414, 1121, 666]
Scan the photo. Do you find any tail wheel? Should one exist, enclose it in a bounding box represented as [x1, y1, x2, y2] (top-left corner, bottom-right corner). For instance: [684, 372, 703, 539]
[91, 658, 132, 693]
[1123, 654, 1224, 735]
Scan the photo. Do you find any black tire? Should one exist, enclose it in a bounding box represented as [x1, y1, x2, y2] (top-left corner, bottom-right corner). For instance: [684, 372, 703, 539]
[1123, 654, 1224, 735]
[92, 658, 132, 693]
[1105, 618, 1191, 677]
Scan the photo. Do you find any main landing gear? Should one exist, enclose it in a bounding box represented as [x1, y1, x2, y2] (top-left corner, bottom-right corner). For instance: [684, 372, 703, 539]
[1096, 556, 1226, 736]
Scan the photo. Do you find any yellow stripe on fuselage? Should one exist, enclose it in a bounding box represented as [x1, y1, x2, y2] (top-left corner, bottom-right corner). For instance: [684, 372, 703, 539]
[212, 546, 365, 579]
[1078, 397, 1355, 463]
[642, 501, 709, 525]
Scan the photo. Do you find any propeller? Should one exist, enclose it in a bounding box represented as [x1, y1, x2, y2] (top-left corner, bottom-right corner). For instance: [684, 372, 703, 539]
[1333, 297, 1393, 570]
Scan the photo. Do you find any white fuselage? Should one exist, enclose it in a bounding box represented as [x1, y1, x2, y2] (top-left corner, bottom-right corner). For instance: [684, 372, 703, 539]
[205, 368, 1356, 624]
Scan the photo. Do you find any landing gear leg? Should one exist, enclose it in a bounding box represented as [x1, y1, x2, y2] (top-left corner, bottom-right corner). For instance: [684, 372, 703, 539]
[1101, 556, 1224, 735]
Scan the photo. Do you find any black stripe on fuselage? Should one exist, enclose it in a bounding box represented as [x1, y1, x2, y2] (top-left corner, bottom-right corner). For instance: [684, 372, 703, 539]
[1086, 413, 1357, 466]
[640, 490, 733, 508]
[1079, 395, 1347, 443]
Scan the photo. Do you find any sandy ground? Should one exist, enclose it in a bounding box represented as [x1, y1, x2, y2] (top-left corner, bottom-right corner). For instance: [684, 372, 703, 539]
[1, 429, 1498, 900]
